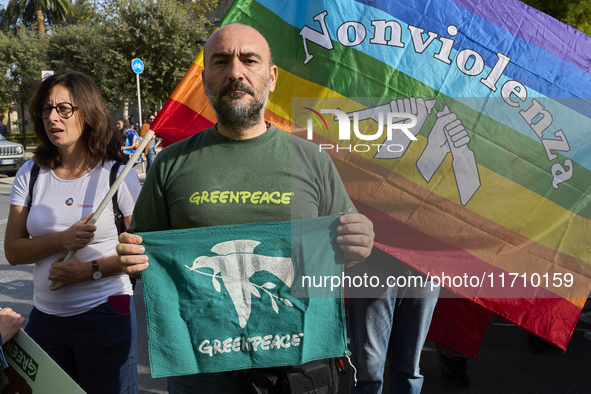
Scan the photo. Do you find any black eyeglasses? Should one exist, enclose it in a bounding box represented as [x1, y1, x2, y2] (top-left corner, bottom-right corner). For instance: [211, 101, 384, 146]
[39, 103, 78, 119]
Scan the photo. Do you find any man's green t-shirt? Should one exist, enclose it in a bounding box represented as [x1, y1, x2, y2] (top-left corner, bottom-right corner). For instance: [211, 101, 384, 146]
[128, 125, 354, 232]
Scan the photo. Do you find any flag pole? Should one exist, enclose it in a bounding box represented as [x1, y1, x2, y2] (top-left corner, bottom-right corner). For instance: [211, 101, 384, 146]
[49, 130, 156, 288]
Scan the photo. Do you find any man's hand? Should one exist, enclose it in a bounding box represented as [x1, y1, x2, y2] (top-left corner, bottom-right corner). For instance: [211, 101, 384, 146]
[336, 213, 374, 263]
[117, 232, 148, 279]
[48, 254, 90, 291]
[0, 308, 25, 345]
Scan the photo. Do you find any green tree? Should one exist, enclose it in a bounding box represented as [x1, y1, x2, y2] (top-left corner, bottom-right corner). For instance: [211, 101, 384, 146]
[0, 5, 10, 34]
[5, 0, 74, 39]
[3, 0, 216, 128]
[56, 0, 104, 27]
[102, 0, 208, 111]
[0, 77, 12, 119]
[0, 26, 47, 147]
[0, 9, 14, 116]
[47, 22, 116, 104]
[522, 0, 591, 36]
[0, 48, 13, 117]
[178, 0, 219, 24]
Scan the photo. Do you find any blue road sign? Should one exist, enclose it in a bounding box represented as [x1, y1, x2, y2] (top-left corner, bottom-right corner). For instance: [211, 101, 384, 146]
[131, 58, 144, 74]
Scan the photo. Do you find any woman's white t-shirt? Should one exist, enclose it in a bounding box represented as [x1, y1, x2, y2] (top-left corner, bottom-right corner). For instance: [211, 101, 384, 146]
[10, 160, 142, 317]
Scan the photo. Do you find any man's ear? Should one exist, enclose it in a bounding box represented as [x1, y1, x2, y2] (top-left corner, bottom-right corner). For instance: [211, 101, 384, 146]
[269, 65, 279, 93]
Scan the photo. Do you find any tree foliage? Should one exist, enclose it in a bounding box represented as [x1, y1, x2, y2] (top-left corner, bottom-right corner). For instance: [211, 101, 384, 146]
[98, 0, 208, 109]
[0, 27, 47, 109]
[521, 0, 591, 36]
[47, 23, 116, 103]
[0, 26, 47, 144]
[2, 0, 212, 116]
[44, 0, 209, 112]
[0, 47, 13, 116]
[61, 0, 99, 26]
[5, 0, 74, 39]
[178, 0, 220, 24]
[0, 8, 13, 115]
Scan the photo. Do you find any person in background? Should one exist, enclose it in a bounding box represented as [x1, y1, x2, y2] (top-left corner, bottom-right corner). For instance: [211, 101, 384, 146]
[4, 70, 141, 394]
[579, 310, 591, 341]
[115, 117, 131, 143]
[0, 307, 26, 369]
[0, 118, 7, 138]
[116, 117, 140, 164]
[139, 113, 156, 172]
[348, 249, 440, 394]
[347, 96, 453, 394]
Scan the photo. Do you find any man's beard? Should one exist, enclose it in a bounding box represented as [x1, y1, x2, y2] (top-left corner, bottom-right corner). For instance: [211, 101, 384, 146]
[204, 78, 270, 132]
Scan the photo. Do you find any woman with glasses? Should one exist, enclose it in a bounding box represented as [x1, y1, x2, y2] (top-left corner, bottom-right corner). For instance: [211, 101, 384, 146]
[3, 70, 141, 394]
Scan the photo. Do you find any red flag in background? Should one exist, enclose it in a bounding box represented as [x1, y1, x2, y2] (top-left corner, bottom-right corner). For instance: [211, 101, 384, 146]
[150, 54, 214, 147]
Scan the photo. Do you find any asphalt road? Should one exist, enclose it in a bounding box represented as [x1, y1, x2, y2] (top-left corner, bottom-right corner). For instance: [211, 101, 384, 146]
[1, 158, 590, 393]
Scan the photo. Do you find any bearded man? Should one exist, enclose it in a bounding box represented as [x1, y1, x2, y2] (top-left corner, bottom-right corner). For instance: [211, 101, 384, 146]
[117, 23, 374, 393]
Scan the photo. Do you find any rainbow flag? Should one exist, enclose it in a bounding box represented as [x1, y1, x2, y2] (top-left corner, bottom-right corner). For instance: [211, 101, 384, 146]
[151, 0, 591, 350]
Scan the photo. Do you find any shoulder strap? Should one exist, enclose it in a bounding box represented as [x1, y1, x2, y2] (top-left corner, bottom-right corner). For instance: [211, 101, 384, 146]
[110, 162, 122, 215]
[28, 163, 40, 209]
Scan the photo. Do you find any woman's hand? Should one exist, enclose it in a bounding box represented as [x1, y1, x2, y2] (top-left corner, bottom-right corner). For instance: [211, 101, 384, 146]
[5, 205, 94, 266]
[48, 254, 91, 291]
[61, 214, 96, 251]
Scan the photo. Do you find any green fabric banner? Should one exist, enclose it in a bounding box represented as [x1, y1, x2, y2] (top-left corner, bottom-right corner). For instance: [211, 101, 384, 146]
[139, 215, 347, 377]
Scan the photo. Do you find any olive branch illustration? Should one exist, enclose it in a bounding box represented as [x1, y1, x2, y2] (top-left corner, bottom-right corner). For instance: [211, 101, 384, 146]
[185, 266, 294, 313]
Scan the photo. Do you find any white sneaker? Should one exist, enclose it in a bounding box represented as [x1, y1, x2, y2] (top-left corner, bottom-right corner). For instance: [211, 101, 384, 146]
[579, 311, 591, 325]
[584, 331, 591, 342]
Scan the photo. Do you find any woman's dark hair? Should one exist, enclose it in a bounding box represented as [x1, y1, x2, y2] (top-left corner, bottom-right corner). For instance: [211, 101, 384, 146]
[29, 70, 123, 168]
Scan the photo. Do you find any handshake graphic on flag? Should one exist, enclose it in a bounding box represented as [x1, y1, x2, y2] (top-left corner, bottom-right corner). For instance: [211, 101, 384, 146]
[338, 98, 481, 205]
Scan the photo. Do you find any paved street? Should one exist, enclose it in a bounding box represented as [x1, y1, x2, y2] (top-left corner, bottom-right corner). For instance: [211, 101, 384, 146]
[1, 150, 590, 393]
